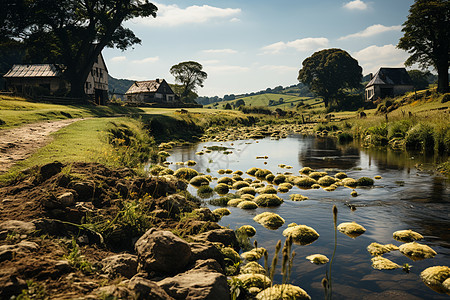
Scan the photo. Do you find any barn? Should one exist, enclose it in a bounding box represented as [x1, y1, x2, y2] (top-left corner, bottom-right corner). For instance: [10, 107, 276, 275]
[125, 79, 176, 104]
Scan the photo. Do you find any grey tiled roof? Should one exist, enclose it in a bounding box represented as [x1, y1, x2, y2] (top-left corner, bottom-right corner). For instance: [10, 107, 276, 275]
[366, 67, 413, 87]
[3, 64, 62, 78]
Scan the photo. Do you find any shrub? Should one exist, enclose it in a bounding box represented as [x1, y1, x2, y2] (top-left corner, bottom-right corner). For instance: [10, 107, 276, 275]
[337, 132, 353, 144]
[405, 123, 435, 151]
[388, 120, 412, 140]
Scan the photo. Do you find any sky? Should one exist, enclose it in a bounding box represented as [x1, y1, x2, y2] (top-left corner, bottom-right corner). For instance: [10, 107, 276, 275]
[103, 0, 415, 97]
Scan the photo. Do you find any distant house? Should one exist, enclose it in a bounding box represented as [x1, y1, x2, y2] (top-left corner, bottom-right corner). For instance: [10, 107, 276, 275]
[3, 53, 109, 104]
[365, 67, 414, 102]
[125, 79, 176, 104]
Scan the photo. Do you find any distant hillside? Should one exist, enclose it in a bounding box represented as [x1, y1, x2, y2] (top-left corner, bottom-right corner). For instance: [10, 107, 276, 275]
[108, 75, 134, 99]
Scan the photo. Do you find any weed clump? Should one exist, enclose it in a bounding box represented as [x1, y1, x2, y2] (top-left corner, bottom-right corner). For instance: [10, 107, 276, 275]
[290, 194, 308, 201]
[238, 225, 256, 237]
[227, 198, 244, 207]
[232, 181, 250, 190]
[299, 167, 314, 175]
[197, 185, 214, 199]
[217, 177, 234, 185]
[342, 177, 358, 187]
[237, 187, 257, 196]
[317, 175, 336, 186]
[294, 176, 317, 188]
[241, 247, 267, 261]
[256, 185, 277, 194]
[240, 261, 265, 274]
[246, 167, 259, 176]
[405, 123, 435, 151]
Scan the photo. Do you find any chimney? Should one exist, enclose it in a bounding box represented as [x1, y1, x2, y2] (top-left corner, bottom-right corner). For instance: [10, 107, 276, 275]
[369, 73, 373, 80]
[156, 78, 160, 83]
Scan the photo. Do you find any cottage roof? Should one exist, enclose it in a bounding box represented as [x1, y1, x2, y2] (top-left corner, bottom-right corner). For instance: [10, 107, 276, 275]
[125, 79, 166, 94]
[366, 67, 413, 87]
[4, 64, 62, 78]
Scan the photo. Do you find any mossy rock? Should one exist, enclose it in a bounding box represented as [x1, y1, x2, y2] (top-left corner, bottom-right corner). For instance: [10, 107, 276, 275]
[232, 181, 250, 190]
[367, 242, 399, 256]
[233, 170, 244, 176]
[246, 167, 260, 176]
[237, 201, 258, 210]
[227, 198, 244, 207]
[299, 167, 314, 175]
[323, 184, 338, 192]
[256, 185, 278, 195]
[393, 229, 423, 243]
[420, 266, 450, 295]
[238, 225, 256, 237]
[255, 169, 272, 178]
[240, 261, 265, 275]
[221, 247, 240, 263]
[197, 185, 214, 198]
[256, 284, 311, 300]
[317, 175, 336, 186]
[254, 194, 283, 207]
[277, 185, 290, 193]
[265, 174, 275, 182]
[371, 256, 401, 270]
[294, 176, 317, 188]
[237, 186, 257, 196]
[243, 178, 253, 184]
[309, 171, 327, 180]
[279, 182, 292, 189]
[241, 194, 255, 201]
[173, 167, 199, 180]
[306, 254, 329, 264]
[253, 212, 285, 230]
[224, 169, 233, 174]
[158, 150, 171, 158]
[149, 165, 166, 175]
[342, 178, 358, 187]
[290, 194, 308, 201]
[189, 175, 210, 187]
[214, 183, 230, 195]
[357, 177, 374, 186]
[218, 169, 226, 174]
[350, 190, 358, 197]
[241, 247, 267, 261]
[335, 172, 348, 179]
[185, 160, 197, 166]
[273, 174, 286, 185]
[232, 175, 243, 182]
[399, 242, 437, 261]
[212, 207, 231, 216]
[217, 177, 234, 185]
[282, 224, 319, 245]
[374, 175, 382, 180]
[337, 222, 366, 238]
[235, 274, 271, 289]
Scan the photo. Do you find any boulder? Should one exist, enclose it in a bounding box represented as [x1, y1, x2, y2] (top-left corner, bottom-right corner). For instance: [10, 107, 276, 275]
[158, 259, 229, 300]
[241, 248, 267, 261]
[306, 254, 329, 264]
[254, 194, 283, 207]
[420, 266, 450, 294]
[237, 225, 256, 237]
[256, 284, 311, 300]
[399, 242, 437, 261]
[337, 222, 366, 238]
[367, 242, 399, 256]
[127, 276, 174, 300]
[371, 256, 401, 270]
[102, 254, 138, 279]
[0, 220, 36, 235]
[253, 212, 285, 230]
[240, 262, 266, 275]
[135, 229, 191, 274]
[193, 208, 217, 222]
[234, 273, 271, 289]
[189, 242, 224, 268]
[282, 224, 319, 245]
[192, 228, 239, 251]
[393, 229, 423, 243]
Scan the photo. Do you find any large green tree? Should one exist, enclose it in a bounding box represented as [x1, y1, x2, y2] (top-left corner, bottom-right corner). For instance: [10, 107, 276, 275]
[170, 61, 207, 101]
[397, 0, 449, 93]
[297, 48, 362, 108]
[2, 0, 157, 99]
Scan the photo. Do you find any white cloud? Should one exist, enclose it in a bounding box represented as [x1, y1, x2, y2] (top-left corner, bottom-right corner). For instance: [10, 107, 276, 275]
[202, 49, 238, 54]
[204, 65, 250, 73]
[110, 56, 127, 62]
[259, 65, 298, 72]
[339, 24, 402, 40]
[134, 3, 241, 27]
[261, 38, 329, 54]
[131, 56, 160, 64]
[343, 0, 368, 10]
[353, 44, 409, 74]
[230, 18, 241, 23]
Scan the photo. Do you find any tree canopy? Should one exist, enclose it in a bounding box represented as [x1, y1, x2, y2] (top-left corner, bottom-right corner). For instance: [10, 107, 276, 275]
[397, 0, 449, 93]
[170, 61, 207, 101]
[298, 48, 362, 108]
[2, 0, 158, 98]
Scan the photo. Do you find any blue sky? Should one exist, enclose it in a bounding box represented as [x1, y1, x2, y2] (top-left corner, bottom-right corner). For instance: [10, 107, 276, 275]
[103, 0, 414, 97]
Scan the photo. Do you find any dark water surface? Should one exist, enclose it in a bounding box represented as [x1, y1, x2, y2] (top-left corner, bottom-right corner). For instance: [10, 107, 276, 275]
[166, 134, 450, 299]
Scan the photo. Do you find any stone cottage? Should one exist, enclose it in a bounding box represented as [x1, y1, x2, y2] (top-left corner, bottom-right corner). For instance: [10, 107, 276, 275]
[365, 67, 414, 102]
[125, 79, 176, 104]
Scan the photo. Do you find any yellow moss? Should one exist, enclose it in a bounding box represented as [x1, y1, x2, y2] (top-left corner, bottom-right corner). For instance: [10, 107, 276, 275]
[253, 212, 285, 229]
[185, 160, 197, 166]
[241, 194, 255, 201]
[222, 247, 240, 263]
[189, 175, 210, 187]
[254, 194, 283, 207]
[351, 190, 358, 197]
[256, 185, 278, 194]
[237, 200, 258, 209]
[241, 247, 267, 261]
[306, 254, 329, 264]
[227, 198, 244, 207]
[240, 261, 265, 275]
[217, 177, 234, 185]
[290, 194, 308, 201]
[393, 229, 423, 243]
[237, 186, 257, 196]
[256, 284, 311, 300]
[371, 256, 401, 270]
[374, 175, 382, 179]
[337, 222, 366, 238]
[335, 172, 348, 179]
[399, 242, 437, 261]
[173, 167, 199, 180]
[299, 167, 314, 175]
[367, 243, 399, 256]
[342, 178, 358, 187]
[282, 224, 319, 245]
[214, 183, 229, 195]
[317, 175, 336, 186]
[212, 207, 231, 216]
[232, 181, 250, 190]
[235, 273, 271, 289]
[420, 266, 450, 294]
[238, 225, 256, 237]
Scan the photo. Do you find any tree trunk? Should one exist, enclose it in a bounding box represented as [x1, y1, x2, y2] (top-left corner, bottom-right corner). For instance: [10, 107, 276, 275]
[323, 97, 329, 107]
[436, 63, 449, 93]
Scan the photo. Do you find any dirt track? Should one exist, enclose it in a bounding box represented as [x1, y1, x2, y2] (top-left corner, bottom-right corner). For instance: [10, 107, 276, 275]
[0, 119, 81, 173]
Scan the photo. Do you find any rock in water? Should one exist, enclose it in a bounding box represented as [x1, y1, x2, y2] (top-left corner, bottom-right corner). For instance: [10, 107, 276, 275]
[337, 222, 366, 238]
[420, 266, 450, 295]
[393, 229, 423, 243]
[399, 242, 437, 261]
[371, 256, 401, 270]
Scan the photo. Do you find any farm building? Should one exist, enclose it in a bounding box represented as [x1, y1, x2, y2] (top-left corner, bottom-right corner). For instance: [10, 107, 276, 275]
[3, 53, 108, 104]
[365, 67, 413, 101]
[125, 79, 176, 104]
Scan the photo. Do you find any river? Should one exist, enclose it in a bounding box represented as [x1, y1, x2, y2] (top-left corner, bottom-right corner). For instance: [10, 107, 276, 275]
[164, 134, 449, 299]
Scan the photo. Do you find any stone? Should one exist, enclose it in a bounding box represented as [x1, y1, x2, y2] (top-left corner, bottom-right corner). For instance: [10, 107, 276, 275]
[306, 254, 329, 264]
[193, 208, 217, 222]
[253, 212, 285, 230]
[282, 224, 319, 245]
[367, 243, 399, 256]
[337, 222, 366, 238]
[71, 182, 95, 200]
[189, 242, 224, 268]
[135, 229, 191, 274]
[127, 276, 174, 300]
[241, 248, 267, 261]
[158, 259, 229, 300]
[393, 229, 423, 243]
[0, 220, 36, 235]
[102, 254, 138, 279]
[237, 201, 258, 209]
[371, 256, 401, 270]
[234, 274, 271, 289]
[256, 284, 311, 300]
[420, 266, 450, 294]
[0, 275, 27, 299]
[237, 225, 256, 237]
[57, 192, 76, 207]
[399, 242, 437, 261]
[240, 262, 266, 275]
[192, 228, 239, 251]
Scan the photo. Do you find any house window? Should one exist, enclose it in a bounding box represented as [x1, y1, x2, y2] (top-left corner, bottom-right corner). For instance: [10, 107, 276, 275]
[100, 70, 103, 78]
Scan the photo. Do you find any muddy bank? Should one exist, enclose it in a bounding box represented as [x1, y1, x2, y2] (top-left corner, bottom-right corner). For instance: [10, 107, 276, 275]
[0, 162, 237, 299]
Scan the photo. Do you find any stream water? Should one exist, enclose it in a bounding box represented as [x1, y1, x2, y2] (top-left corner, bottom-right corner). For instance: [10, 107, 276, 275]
[165, 134, 449, 299]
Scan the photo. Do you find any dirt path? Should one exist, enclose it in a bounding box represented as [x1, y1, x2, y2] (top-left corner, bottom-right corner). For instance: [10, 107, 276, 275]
[0, 118, 82, 173]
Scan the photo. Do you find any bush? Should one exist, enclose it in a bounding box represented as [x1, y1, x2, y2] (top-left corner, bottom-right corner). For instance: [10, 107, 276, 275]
[434, 126, 450, 154]
[388, 120, 412, 139]
[405, 123, 435, 151]
[338, 132, 353, 143]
